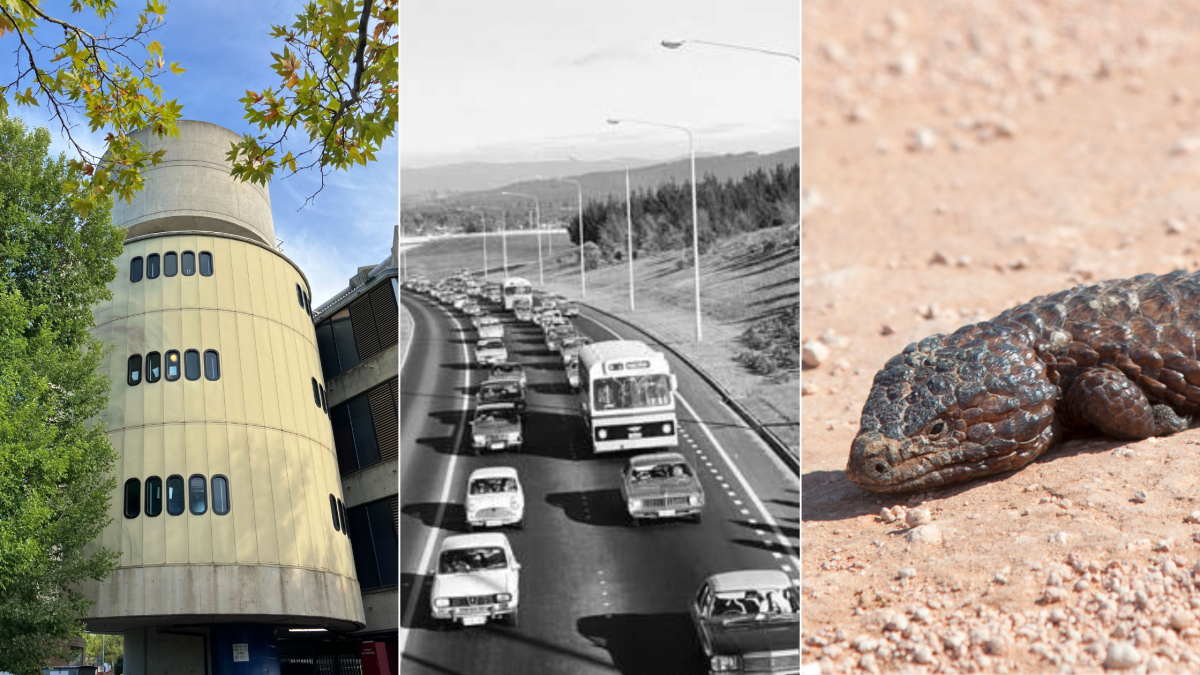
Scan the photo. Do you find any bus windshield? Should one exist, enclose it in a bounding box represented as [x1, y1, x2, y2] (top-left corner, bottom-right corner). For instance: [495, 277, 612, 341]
[504, 285, 531, 296]
[592, 374, 672, 411]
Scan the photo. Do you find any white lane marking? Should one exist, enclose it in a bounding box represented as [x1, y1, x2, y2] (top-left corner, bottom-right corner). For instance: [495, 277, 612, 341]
[583, 313, 800, 570]
[399, 307, 472, 656]
[399, 301, 416, 368]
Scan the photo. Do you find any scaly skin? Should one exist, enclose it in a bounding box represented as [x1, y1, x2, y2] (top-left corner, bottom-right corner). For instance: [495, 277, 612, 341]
[847, 271, 1198, 494]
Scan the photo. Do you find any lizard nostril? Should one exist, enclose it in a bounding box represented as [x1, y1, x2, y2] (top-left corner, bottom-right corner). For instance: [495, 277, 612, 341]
[874, 463, 887, 474]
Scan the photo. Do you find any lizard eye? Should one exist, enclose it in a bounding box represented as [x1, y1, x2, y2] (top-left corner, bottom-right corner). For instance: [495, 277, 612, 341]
[929, 421, 946, 437]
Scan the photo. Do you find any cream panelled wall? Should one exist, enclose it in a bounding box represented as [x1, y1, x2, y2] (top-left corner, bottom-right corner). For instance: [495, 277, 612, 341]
[90, 233, 356, 581]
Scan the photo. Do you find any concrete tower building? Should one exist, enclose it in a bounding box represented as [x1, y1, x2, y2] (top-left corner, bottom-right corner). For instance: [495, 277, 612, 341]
[81, 121, 365, 674]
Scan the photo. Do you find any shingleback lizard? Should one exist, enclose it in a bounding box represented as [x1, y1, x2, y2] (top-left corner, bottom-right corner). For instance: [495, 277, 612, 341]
[846, 271, 1200, 494]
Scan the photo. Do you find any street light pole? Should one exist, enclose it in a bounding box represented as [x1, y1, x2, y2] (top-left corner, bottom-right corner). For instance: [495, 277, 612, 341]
[556, 178, 585, 299]
[660, 38, 799, 62]
[501, 210, 509, 282]
[624, 166, 635, 312]
[607, 118, 702, 341]
[501, 191, 543, 285]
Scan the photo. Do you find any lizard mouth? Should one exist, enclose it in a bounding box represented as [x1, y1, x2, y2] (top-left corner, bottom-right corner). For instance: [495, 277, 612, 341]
[846, 431, 994, 494]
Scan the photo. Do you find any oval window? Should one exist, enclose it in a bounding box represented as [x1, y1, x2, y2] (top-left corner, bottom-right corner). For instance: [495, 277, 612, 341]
[164, 251, 178, 277]
[145, 476, 163, 517]
[146, 253, 160, 279]
[199, 251, 213, 277]
[130, 257, 143, 283]
[297, 284, 305, 307]
[165, 350, 180, 381]
[330, 494, 340, 531]
[312, 378, 321, 407]
[181, 251, 196, 276]
[124, 478, 141, 519]
[166, 475, 184, 515]
[145, 352, 161, 383]
[204, 350, 220, 381]
[184, 350, 201, 381]
[189, 474, 207, 515]
[127, 354, 142, 386]
[338, 499, 348, 536]
[211, 476, 230, 515]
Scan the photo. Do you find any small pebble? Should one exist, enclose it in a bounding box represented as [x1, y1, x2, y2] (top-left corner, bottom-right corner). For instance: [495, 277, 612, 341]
[1183, 511, 1200, 524]
[886, 614, 909, 632]
[906, 524, 943, 545]
[852, 635, 878, 653]
[879, 507, 896, 523]
[913, 645, 933, 664]
[1048, 531, 1070, 544]
[906, 508, 932, 527]
[879, 324, 895, 336]
[1074, 580, 1089, 592]
[802, 340, 829, 368]
[1167, 218, 1187, 234]
[1105, 641, 1141, 669]
[1171, 611, 1195, 631]
[898, 567, 917, 580]
[1133, 490, 1148, 503]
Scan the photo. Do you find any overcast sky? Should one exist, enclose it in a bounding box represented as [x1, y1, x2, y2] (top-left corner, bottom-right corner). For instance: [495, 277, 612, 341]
[400, 0, 799, 167]
[12, 1, 397, 305]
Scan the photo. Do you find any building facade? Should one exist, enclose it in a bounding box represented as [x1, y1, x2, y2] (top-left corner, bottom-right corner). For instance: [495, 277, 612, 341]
[80, 121, 366, 674]
[312, 228, 400, 657]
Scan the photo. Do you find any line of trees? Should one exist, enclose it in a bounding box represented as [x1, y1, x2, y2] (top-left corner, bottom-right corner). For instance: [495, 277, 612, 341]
[564, 163, 799, 263]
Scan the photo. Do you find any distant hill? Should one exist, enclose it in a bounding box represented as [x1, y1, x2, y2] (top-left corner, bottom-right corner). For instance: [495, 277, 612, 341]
[404, 147, 799, 213]
[400, 158, 662, 197]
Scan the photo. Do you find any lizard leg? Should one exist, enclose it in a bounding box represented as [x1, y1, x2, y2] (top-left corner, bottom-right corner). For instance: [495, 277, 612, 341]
[1063, 367, 1191, 440]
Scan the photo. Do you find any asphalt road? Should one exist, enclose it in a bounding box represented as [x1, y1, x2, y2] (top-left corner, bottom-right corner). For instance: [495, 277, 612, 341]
[399, 293, 799, 675]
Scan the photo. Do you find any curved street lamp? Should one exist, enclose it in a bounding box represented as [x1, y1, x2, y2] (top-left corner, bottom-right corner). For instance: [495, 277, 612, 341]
[501, 191, 543, 286]
[607, 117, 702, 342]
[660, 38, 799, 63]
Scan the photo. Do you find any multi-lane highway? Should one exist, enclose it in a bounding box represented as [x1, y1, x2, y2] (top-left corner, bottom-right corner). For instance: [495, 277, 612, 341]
[399, 292, 799, 675]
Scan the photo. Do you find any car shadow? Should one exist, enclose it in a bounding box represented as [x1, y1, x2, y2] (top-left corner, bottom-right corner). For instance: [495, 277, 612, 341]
[400, 572, 438, 631]
[402, 502, 470, 534]
[545, 489, 630, 527]
[731, 537, 799, 557]
[529, 381, 573, 396]
[576, 612, 703, 675]
[731, 519, 799, 541]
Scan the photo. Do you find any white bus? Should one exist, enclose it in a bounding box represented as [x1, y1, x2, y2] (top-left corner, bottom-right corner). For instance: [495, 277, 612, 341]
[578, 340, 678, 453]
[502, 277, 533, 311]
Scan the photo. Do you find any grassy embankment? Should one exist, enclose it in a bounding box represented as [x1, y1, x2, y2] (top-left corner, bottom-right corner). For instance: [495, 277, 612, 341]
[403, 227, 799, 453]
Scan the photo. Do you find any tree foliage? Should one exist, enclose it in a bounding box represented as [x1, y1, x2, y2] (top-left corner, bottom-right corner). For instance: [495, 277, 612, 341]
[228, 0, 398, 204]
[565, 163, 800, 263]
[0, 0, 185, 218]
[0, 114, 124, 675]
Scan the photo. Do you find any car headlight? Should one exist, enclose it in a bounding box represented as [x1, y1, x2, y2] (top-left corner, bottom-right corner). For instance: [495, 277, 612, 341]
[629, 499, 642, 510]
[597, 429, 608, 440]
[710, 654, 740, 672]
[508, 432, 520, 442]
[495, 592, 512, 603]
[473, 435, 485, 444]
[662, 422, 673, 435]
[433, 598, 450, 608]
[690, 495, 702, 506]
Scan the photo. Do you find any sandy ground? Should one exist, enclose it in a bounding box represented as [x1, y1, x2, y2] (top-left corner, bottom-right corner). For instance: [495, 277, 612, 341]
[803, 2, 1200, 673]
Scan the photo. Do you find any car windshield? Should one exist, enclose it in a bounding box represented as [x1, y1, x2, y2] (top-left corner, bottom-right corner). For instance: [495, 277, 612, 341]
[712, 589, 799, 618]
[479, 383, 521, 402]
[479, 340, 503, 350]
[593, 374, 672, 410]
[630, 461, 692, 482]
[476, 409, 519, 425]
[492, 365, 521, 378]
[439, 546, 509, 573]
[470, 477, 518, 494]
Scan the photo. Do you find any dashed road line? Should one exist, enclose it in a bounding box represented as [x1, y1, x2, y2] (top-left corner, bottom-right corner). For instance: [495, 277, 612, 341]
[399, 307, 473, 657]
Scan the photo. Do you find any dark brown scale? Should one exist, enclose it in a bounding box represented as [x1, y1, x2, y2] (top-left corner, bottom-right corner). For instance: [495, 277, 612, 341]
[847, 272, 1200, 494]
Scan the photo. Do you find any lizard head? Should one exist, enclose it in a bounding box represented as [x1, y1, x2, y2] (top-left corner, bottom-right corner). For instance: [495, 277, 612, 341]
[846, 325, 1059, 494]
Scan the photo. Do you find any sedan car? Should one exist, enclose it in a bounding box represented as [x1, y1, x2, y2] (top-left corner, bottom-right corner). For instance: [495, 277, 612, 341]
[489, 362, 527, 390]
[691, 570, 800, 674]
[470, 405, 522, 454]
[475, 338, 508, 366]
[621, 452, 705, 525]
[477, 316, 504, 340]
[430, 533, 521, 627]
[560, 300, 579, 317]
[545, 324, 576, 352]
[465, 467, 524, 529]
[564, 356, 580, 390]
[476, 378, 526, 411]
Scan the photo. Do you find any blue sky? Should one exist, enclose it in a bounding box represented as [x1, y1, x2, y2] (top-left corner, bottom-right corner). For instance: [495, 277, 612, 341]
[401, 0, 799, 167]
[10, 1, 397, 305]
